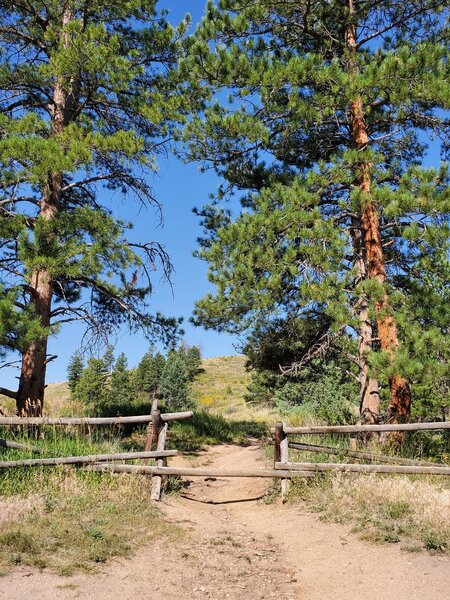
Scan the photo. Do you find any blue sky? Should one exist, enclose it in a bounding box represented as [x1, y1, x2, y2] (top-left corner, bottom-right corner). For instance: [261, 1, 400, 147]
[2, 1, 446, 387]
[3, 1, 239, 387]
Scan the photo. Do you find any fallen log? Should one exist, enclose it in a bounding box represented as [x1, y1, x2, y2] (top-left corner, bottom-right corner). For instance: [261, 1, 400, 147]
[275, 461, 450, 476]
[270, 422, 450, 435]
[288, 442, 447, 467]
[0, 450, 177, 469]
[87, 463, 315, 479]
[0, 439, 42, 454]
[0, 412, 193, 427]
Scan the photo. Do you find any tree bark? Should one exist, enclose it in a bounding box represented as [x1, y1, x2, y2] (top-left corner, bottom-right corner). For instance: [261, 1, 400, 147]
[346, 0, 411, 424]
[16, 5, 73, 417]
[350, 217, 381, 425]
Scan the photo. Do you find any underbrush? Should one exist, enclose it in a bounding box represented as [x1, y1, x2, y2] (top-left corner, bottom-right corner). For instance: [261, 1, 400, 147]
[289, 472, 450, 553]
[280, 430, 449, 553]
[0, 431, 177, 575]
[167, 411, 268, 452]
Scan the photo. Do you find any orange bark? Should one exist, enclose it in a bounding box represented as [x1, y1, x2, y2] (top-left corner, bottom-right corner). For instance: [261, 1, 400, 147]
[347, 1, 411, 423]
[16, 6, 73, 417]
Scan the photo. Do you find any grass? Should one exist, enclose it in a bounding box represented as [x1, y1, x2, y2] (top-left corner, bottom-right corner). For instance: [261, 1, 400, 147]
[275, 431, 449, 553]
[1, 354, 449, 565]
[0, 431, 177, 575]
[167, 411, 268, 452]
[191, 355, 273, 423]
[285, 464, 450, 553]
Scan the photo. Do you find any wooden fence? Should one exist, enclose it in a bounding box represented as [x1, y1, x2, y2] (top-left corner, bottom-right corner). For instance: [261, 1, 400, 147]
[272, 421, 450, 501]
[2, 406, 449, 503]
[0, 397, 192, 501]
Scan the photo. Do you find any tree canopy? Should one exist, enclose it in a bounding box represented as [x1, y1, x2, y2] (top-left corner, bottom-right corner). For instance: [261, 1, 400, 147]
[0, 1, 191, 414]
[183, 0, 450, 423]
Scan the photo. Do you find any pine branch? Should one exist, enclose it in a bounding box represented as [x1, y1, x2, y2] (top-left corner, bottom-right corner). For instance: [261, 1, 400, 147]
[0, 387, 17, 400]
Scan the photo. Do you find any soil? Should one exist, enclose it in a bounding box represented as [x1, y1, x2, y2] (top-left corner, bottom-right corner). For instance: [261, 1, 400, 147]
[1, 441, 448, 600]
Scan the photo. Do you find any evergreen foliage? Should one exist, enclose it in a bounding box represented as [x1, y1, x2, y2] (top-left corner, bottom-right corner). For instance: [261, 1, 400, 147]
[74, 356, 109, 415]
[183, 0, 450, 421]
[69, 344, 200, 416]
[159, 354, 193, 412]
[176, 344, 202, 381]
[67, 351, 84, 395]
[0, 0, 191, 414]
[133, 350, 166, 394]
[109, 353, 132, 413]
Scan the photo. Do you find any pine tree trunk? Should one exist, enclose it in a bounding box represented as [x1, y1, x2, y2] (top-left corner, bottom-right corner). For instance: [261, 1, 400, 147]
[350, 218, 380, 424]
[16, 5, 73, 417]
[16, 271, 53, 417]
[346, 0, 411, 424]
[361, 200, 411, 422]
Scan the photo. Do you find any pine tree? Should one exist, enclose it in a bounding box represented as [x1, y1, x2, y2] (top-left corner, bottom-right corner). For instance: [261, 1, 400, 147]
[74, 355, 109, 415]
[67, 351, 84, 395]
[0, 1, 190, 416]
[160, 354, 192, 412]
[177, 344, 202, 381]
[109, 353, 132, 415]
[184, 0, 449, 424]
[134, 350, 166, 394]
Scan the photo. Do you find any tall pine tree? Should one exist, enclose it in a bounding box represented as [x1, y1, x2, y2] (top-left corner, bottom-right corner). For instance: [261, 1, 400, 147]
[67, 350, 84, 395]
[0, 1, 190, 415]
[183, 0, 449, 423]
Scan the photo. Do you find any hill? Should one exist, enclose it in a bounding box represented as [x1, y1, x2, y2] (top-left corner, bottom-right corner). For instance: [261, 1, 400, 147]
[1, 355, 255, 418]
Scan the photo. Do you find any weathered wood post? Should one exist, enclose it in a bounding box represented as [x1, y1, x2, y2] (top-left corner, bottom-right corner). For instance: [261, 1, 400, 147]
[274, 421, 283, 464]
[144, 394, 159, 453]
[280, 422, 290, 502]
[274, 421, 290, 502]
[150, 422, 168, 501]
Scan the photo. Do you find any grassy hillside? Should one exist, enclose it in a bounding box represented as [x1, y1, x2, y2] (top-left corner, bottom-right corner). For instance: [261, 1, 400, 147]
[1, 355, 261, 420]
[192, 356, 251, 414]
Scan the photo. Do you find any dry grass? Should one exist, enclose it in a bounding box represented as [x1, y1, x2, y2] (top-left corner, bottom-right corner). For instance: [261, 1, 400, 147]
[0, 380, 77, 417]
[192, 355, 274, 424]
[290, 473, 450, 553]
[0, 468, 177, 576]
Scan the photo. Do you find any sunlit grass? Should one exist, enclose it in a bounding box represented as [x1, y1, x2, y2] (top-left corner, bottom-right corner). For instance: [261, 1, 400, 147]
[0, 431, 176, 575]
[289, 472, 450, 553]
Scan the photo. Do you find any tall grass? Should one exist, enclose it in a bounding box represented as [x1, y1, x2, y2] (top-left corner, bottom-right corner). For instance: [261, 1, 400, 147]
[290, 472, 450, 553]
[0, 429, 176, 575]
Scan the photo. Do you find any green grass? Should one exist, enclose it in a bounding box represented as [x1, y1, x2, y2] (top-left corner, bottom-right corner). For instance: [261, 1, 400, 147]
[0, 431, 177, 575]
[167, 411, 268, 452]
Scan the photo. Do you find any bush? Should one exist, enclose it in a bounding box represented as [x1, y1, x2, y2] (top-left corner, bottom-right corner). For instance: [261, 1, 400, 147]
[272, 372, 358, 425]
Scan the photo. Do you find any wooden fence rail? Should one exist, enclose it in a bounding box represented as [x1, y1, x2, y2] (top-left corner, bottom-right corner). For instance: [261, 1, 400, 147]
[0, 411, 193, 427]
[276, 461, 450, 476]
[287, 442, 447, 467]
[88, 463, 315, 478]
[0, 450, 177, 469]
[273, 420, 450, 501]
[0, 438, 41, 453]
[270, 422, 450, 435]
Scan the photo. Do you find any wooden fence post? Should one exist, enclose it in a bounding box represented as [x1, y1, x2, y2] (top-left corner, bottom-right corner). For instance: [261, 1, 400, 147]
[274, 422, 283, 464]
[150, 422, 168, 501]
[144, 394, 159, 453]
[274, 422, 290, 502]
[280, 422, 290, 502]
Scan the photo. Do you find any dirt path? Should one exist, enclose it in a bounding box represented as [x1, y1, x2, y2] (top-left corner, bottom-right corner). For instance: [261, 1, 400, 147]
[1, 442, 449, 600]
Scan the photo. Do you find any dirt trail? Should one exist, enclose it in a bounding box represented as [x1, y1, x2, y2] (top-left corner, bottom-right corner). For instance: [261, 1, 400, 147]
[1, 442, 449, 600]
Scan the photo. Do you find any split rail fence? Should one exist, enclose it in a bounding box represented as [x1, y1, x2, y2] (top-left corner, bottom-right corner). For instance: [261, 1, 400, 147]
[0, 397, 195, 501]
[272, 420, 450, 501]
[1, 405, 449, 502]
